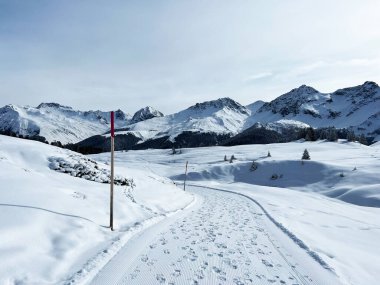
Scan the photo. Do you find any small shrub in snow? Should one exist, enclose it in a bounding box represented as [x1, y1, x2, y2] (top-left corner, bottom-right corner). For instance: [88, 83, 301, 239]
[270, 174, 278, 180]
[229, 155, 235, 163]
[224, 155, 228, 161]
[302, 149, 310, 160]
[250, 162, 258, 171]
[353, 166, 357, 171]
[340, 172, 345, 177]
[267, 151, 271, 157]
[49, 155, 133, 186]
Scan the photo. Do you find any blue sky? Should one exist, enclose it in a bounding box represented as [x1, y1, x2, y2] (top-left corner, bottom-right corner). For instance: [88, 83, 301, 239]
[0, 0, 379, 114]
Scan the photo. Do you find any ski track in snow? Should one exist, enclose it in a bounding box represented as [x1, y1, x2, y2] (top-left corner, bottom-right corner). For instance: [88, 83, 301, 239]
[90, 186, 339, 285]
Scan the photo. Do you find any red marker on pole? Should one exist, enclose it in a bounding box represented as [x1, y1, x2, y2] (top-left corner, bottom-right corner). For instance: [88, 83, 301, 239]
[110, 111, 115, 231]
[110, 111, 115, 137]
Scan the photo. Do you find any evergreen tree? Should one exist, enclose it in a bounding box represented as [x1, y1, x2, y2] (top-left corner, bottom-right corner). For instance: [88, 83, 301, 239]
[319, 129, 328, 140]
[327, 127, 338, 141]
[267, 151, 271, 157]
[250, 161, 258, 171]
[305, 128, 316, 141]
[224, 155, 228, 161]
[359, 134, 368, 145]
[302, 149, 310, 160]
[347, 130, 356, 142]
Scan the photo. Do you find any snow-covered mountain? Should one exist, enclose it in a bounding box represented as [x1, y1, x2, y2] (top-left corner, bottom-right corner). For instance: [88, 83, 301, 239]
[0, 103, 129, 144]
[2, 81, 380, 152]
[68, 98, 251, 153]
[113, 97, 249, 141]
[247, 81, 380, 135]
[124, 81, 380, 145]
[66, 83, 380, 153]
[131, 106, 164, 123]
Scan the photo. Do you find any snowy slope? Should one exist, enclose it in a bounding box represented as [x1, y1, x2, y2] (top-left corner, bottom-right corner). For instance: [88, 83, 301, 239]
[92, 140, 380, 285]
[0, 135, 193, 284]
[247, 81, 380, 138]
[0, 103, 129, 144]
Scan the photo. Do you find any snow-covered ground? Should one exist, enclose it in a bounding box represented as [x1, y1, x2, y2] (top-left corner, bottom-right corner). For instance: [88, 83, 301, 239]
[0, 135, 193, 284]
[2, 135, 380, 285]
[92, 140, 380, 285]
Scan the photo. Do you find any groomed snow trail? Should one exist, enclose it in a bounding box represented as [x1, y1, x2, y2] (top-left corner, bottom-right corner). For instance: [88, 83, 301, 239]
[90, 186, 339, 285]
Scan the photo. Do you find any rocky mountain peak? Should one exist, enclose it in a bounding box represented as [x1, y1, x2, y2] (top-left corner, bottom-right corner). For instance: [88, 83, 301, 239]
[289, 85, 318, 96]
[188, 97, 249, 115]
[37, 103, 72, 110]
[131, 106, 163, 123]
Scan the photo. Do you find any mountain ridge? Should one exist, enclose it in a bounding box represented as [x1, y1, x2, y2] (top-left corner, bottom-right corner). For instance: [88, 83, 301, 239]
[1, 81, 379, 151]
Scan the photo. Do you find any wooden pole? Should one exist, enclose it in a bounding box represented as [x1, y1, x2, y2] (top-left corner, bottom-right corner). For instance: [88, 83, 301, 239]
[110, 111, 115, 231]
[183, 161, 188, 191]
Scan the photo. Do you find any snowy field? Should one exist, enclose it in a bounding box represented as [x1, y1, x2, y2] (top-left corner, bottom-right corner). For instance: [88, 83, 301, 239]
[92, 140, 380, 285]
[1, 134, 380, 285]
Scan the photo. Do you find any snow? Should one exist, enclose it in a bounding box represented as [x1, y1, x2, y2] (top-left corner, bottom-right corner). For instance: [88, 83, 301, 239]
[91, 140, 380, 285]
[2, 129, 380, 284]
[92, 186, 338, 285]
[0, 135, 193, 284]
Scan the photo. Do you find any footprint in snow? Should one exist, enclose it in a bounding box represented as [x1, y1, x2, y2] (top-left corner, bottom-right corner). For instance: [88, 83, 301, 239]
[171, 269, 181, 277]
[156, 273, 166, 283]
[262, 259, 274, 268]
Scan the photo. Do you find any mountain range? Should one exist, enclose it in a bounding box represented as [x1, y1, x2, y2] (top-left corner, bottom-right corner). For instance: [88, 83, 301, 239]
[1, 81, 379, 152]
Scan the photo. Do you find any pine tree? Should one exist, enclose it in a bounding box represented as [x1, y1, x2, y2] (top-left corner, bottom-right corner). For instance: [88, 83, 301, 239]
[224, 155, 228, 161]
[305, 128, 316, 141]
[250, 161, 258, 171]
[359, 134, 367, 145]
[347, 131, 356, 142]
[267, 151, 271, 157]
[327, 127, 338, 141]
[302, 149, 310, 160]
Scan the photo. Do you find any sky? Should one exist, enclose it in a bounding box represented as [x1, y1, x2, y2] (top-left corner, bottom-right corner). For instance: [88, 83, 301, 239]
[0, 0, 380, 115]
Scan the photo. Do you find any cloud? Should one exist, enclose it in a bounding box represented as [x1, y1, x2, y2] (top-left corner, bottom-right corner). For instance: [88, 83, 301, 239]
[243, 72, 273, 82]
[0, 1, 379, 113]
